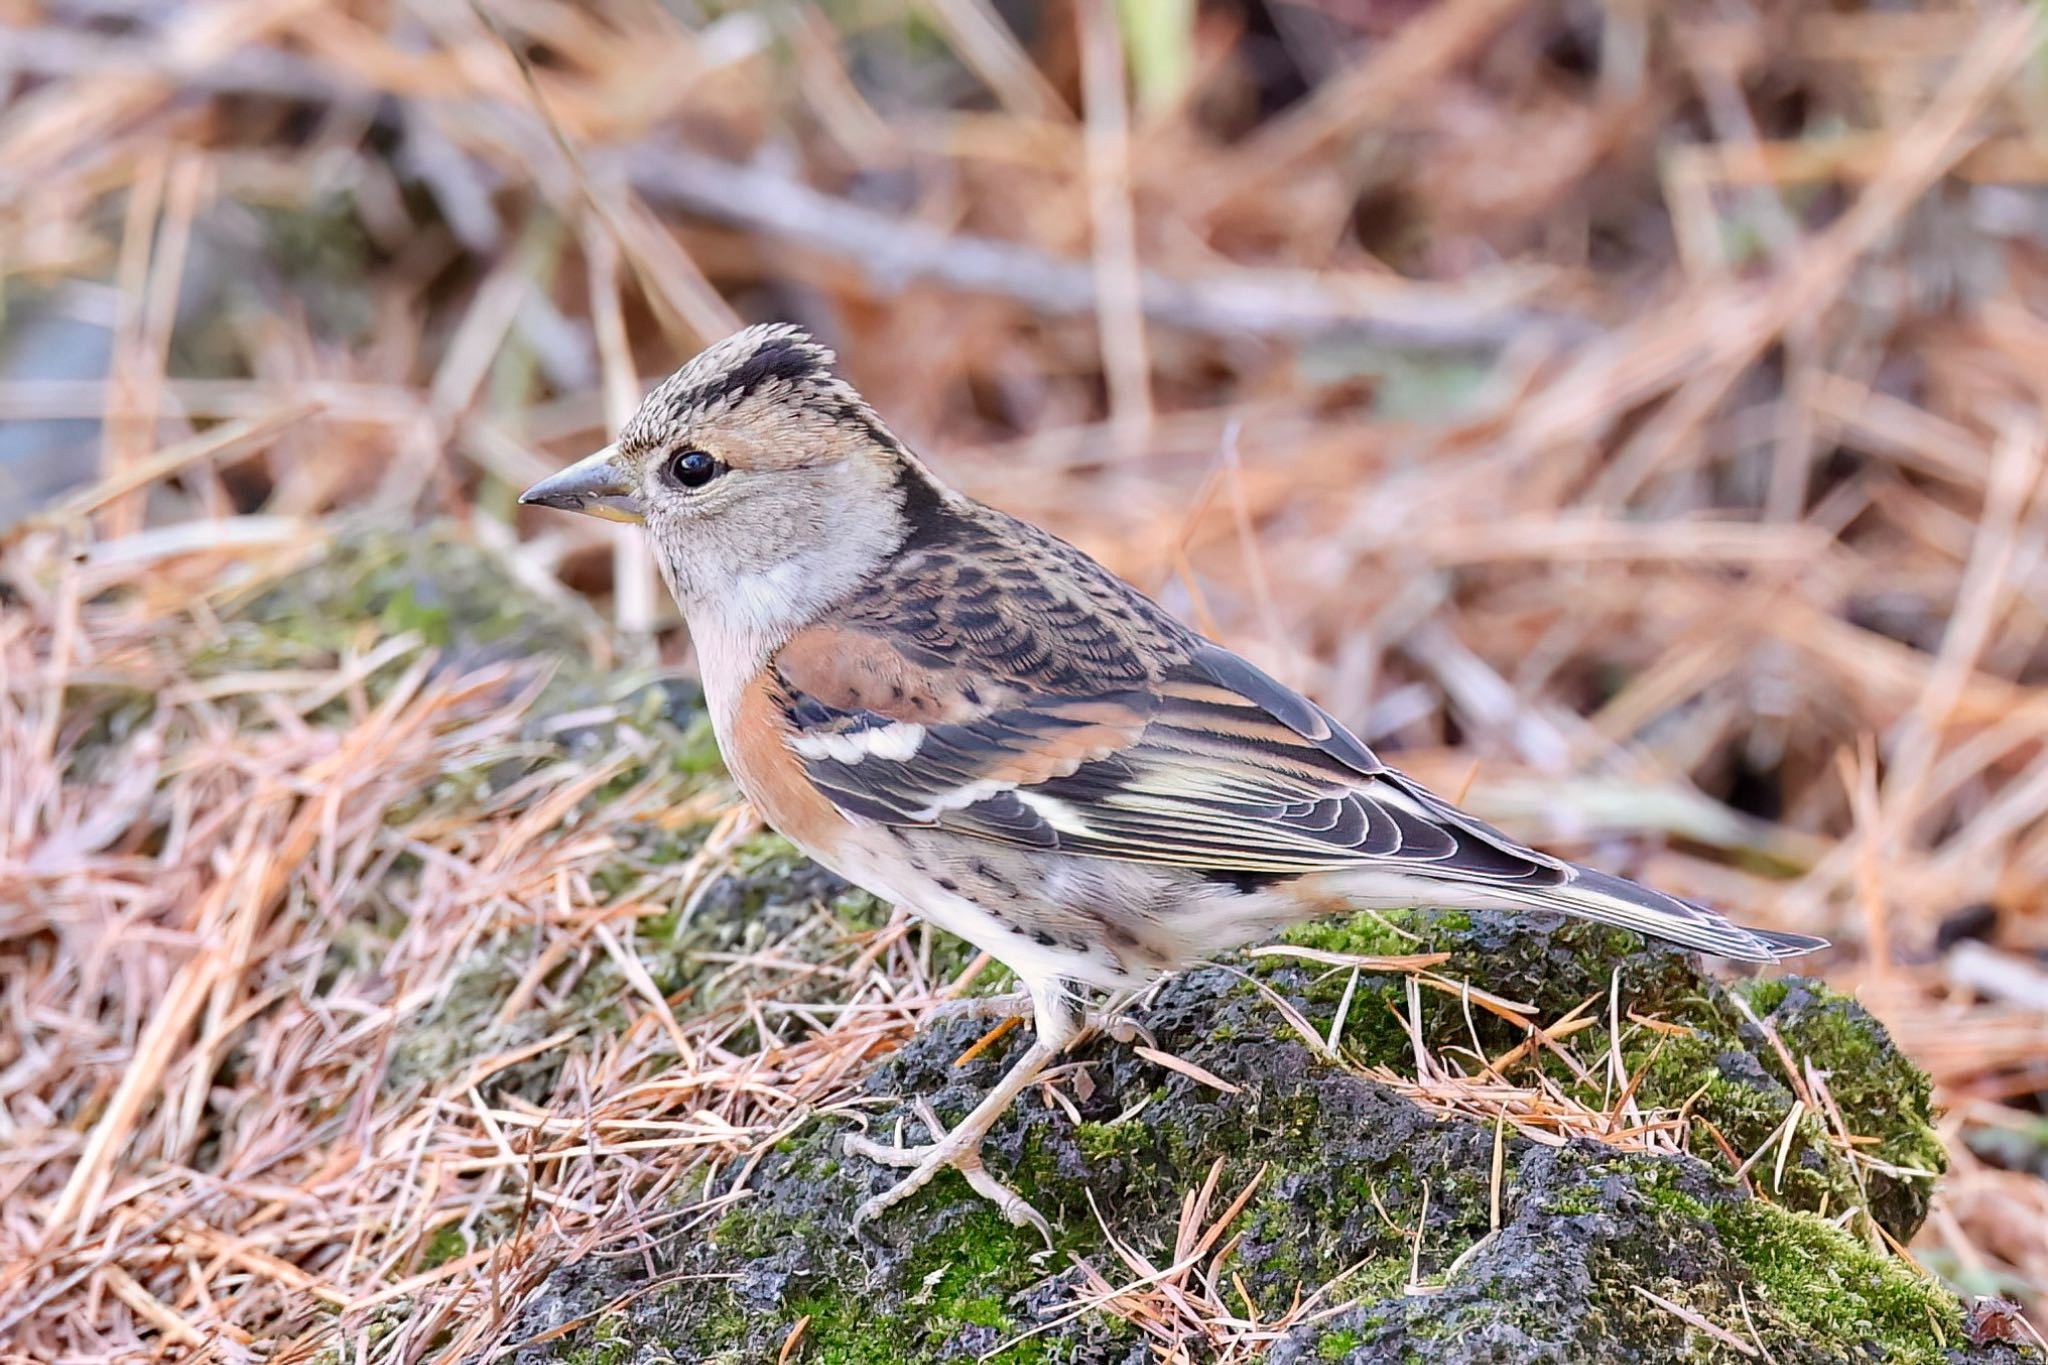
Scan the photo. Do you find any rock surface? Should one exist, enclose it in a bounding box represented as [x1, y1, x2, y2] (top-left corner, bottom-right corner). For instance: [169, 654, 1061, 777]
[514, 909, 2013, 1364]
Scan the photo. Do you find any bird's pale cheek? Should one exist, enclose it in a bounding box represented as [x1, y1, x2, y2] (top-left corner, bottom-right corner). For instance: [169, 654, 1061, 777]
[519, 445, 644, 524]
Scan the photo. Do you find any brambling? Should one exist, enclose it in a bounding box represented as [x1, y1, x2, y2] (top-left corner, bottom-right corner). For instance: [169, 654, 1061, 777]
[521, 324, 1825, 1235]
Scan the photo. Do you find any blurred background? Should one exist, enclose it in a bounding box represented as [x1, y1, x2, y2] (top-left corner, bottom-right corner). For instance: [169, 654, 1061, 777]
[4, 0, 2048, 1358]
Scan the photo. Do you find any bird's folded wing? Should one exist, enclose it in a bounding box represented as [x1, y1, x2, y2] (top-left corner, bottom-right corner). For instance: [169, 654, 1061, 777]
[771, 622, 1564, 884]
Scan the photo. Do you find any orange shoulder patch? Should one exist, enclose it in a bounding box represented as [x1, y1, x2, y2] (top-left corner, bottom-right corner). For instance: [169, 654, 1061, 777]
[728, 670, 852, 856]
[774, 624, 994, 724]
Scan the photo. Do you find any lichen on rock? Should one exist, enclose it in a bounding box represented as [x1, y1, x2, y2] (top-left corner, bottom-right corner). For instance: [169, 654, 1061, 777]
[512, 907, 2023, 1364]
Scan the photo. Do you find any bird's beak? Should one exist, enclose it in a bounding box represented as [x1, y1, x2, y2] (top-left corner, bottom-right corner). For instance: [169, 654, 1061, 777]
[518, 445, 644, 524]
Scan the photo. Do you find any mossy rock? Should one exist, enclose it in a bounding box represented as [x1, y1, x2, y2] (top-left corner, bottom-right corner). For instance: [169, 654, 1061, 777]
[242, 528, 2000, 1362]
[512, 913, 2017, 1364]
[1272, 910, 1947, 1241]
[202, 519, 608, 686]
[191, 524, 879, 1099]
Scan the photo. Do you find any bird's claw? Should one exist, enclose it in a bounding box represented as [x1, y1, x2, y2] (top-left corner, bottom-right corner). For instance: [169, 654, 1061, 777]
[843, 1100, 1052, 1244]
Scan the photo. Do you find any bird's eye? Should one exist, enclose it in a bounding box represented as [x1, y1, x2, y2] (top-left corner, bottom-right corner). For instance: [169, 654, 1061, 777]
[666, 450, 723, 488]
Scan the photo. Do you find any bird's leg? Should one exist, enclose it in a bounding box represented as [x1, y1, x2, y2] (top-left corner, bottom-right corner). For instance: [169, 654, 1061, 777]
[845, 986, 1079, 1240]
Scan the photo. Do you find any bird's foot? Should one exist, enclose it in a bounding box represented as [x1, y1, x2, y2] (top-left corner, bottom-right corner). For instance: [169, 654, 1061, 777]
[844, 1098, 1051, 1242]
[843, 1038, 1059, 1241]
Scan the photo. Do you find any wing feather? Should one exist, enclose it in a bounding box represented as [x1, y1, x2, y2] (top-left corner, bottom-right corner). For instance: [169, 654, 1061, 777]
[769, 523, 1567, 891]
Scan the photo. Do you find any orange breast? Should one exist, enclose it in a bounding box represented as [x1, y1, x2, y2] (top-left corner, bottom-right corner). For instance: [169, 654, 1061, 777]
[725, 670, 852, 861]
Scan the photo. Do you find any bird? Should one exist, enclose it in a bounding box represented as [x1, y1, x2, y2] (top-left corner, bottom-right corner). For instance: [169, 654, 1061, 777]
[519, 322, 1827, 1236]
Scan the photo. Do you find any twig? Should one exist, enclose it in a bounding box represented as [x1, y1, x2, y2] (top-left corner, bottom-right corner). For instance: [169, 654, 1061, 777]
[620, 144, 1577, 349]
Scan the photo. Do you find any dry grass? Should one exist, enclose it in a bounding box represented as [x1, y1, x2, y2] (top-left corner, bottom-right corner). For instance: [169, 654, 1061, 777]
[5, 0, 2048, 1358]
[0, 529, 969, 1359]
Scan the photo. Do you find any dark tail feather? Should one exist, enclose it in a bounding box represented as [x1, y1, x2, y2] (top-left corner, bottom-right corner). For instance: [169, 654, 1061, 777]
[1511, 865, 1828, 963]
[1752, 927, 1833, 959]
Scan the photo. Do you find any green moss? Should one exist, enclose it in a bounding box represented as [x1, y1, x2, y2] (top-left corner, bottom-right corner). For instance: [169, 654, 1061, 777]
[1318, 1327, 1363, 1359]
[1641, 1180, 1714, 1221]
[1540, 1183, 1602, 1217]
[902, 1208, 1050, 1330]
[731, 829, 805, 876]
[1712, 1201, 1960, 1364]
[581, 1311, 634, 1365]
[1624, 1028, 1858, 1215]
[671, 712, 726, 775]
[418, 1222, 469, 1270]
[1740, 977, 1792, 1014]
[203, 527, 599, 695]
[781, 1282, 896, 1365]
[1279, 908, 1438, 958]
[1074, 1118, 1150, 1163]
[1603, 1182, 1966, 1363]
[385, 929, 554, 1095]
[693, 1114, 1080, 1361]
[1606, 978, 1946, 1240]
[749, 1206, 1057, 1363]
[1739, 980, 1947, 1233]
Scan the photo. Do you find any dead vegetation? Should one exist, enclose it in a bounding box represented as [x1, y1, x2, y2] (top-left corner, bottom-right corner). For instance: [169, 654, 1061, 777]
[4, 0, 2048, 1358]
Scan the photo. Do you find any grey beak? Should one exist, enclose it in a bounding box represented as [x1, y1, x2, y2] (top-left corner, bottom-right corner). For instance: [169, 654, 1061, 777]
[519, 444, 644, 524]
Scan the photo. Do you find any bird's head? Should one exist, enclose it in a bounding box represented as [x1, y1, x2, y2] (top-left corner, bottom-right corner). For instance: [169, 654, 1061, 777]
[521, 324, 939, 631]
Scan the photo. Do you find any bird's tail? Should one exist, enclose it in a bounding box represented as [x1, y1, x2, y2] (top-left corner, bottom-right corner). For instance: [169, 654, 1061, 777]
[1281, 767, 1827, 963]
[1305, 862, 1827, 964]
[1484, 864, 1827, 963]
